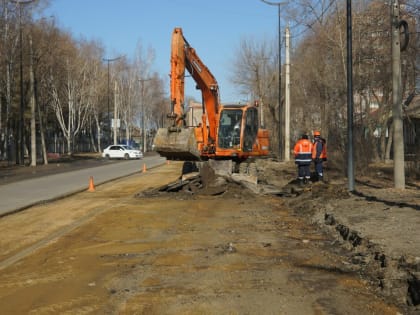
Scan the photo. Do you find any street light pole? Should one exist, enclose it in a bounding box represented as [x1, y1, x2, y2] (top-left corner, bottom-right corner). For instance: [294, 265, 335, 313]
[391, 0, 405, 189]
[139, 78, 151, 153]
[113, 80, 118, 145]
[284, 25, 291, 161]
[103, 56, 123, 144]
[261, 0, 288, 160]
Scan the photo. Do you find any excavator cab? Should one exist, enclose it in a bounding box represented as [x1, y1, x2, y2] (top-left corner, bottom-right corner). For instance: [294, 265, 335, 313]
[217, 108, 242, 149]
[216, 105, 259, 153]
[154, 104, 263, 161]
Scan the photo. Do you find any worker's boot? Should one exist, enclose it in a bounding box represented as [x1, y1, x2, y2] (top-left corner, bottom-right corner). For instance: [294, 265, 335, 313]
[298, 178, 304, 187]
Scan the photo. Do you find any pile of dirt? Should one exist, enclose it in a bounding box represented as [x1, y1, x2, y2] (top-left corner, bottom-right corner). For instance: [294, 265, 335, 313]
[136, 161, 252, 200]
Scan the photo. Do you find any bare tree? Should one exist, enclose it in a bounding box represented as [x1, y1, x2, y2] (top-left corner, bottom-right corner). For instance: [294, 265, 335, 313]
[230, 36, 277, 150]
[132, 41, 167, 151]
[48, 38, 92, 154]
[76, 39, 105, 152]
[0, 1, 20, 162]
[30, 17, 63, 163]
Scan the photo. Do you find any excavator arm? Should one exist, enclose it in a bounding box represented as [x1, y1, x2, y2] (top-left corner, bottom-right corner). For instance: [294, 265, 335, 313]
[154, 27, 220, 160]
[183, 38, 220, 143]
[169, 27, 220, 144]
[168, 28, 186, 128]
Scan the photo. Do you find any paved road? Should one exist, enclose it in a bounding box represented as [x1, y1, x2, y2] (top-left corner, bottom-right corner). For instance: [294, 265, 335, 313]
[0, 155, 167, 217]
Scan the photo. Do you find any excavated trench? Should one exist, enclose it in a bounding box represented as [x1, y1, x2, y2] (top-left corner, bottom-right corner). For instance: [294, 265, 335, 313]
[283, 181, 420, 314]
[320, 211, 420, 309]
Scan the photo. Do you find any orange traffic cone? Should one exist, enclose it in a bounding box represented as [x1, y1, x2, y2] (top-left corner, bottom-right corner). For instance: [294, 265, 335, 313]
[88, 176, 95, 192]
[142, 163, 147, 172]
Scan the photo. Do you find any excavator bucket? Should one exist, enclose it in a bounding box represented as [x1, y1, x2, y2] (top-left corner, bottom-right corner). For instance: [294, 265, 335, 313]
[154, 127, 201, 161]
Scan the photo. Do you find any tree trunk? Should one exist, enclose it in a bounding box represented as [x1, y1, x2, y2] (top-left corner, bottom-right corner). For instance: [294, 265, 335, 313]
[125, 117, 130, 146]
[37, 103, 48, 165]
[89, 121, 97, 152]
[67, 139, 71, 155]
[97, 126, 101, 152]
[379, 129, 387, 161]
[66, 132, 72, 155]
[5, 59, 12, 162]
[0, 88, 3, 159]
[29, 36, 37, 167]
[94, 115, 101, 153]
[385, 122, 393, 163]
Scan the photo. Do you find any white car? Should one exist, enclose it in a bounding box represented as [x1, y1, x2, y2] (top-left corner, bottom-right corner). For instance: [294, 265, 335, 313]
[102, 145, 143, 160]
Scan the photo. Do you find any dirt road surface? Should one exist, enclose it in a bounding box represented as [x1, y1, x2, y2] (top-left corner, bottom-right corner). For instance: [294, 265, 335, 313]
[0, 160, 416, 314]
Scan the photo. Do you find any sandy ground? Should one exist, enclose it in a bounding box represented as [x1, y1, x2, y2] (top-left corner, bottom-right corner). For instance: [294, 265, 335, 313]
[0, 158, 418, 314]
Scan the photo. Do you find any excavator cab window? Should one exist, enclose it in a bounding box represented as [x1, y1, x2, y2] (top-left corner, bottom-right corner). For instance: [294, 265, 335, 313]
[217, 109, 243, 149]
[243, 107, 259, 152]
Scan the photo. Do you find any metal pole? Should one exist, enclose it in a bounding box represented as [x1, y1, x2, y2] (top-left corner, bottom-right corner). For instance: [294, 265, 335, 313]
[260, 0, 288, 160]
[284, 25, 290, 161]
[107, 61, 110, 142]
[278, 4, 283, 160]
[103, 56, 124, 145]
[139, 78, 151, 153]
[141, 81, 146, 153]
[113, 80, 118, 145]
[346, 0, 355, 191]
[391, 0, 405, 189]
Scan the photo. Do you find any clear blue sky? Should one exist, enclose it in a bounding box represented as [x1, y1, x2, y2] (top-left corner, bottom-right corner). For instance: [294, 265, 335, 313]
[44, 0, 280, 102]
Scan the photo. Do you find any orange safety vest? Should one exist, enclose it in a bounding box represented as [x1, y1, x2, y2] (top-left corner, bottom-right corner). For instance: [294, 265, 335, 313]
[294, 138, 313, 164]
[312, 138, 327, 160]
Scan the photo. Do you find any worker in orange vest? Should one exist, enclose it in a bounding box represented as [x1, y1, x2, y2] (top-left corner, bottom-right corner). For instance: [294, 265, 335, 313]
[294, 134, 313, 186]
[312, 130, 327, 181]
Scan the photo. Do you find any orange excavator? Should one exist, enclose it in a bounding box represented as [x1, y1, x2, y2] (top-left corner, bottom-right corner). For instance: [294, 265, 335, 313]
[154, 27, 269, 169]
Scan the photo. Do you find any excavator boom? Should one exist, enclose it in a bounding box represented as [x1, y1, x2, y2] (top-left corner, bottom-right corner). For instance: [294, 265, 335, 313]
[154, 28, 206, 160]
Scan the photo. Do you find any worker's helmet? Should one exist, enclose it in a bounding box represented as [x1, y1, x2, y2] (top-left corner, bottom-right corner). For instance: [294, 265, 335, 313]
[314, 131, 321, 137]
